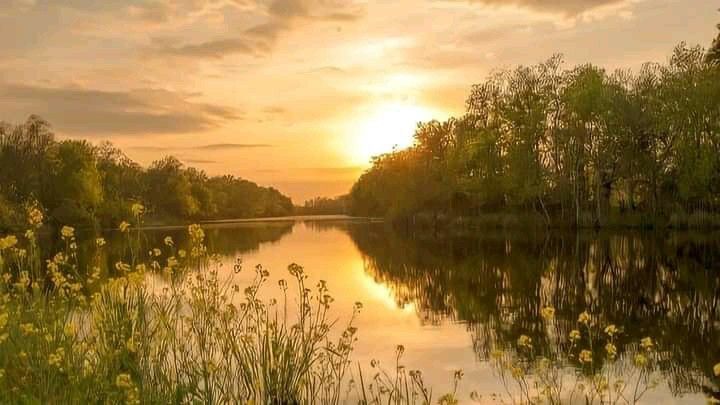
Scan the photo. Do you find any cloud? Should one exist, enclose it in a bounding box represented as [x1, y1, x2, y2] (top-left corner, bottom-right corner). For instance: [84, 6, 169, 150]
[195, 143, 272, 150]
[452, 0, 628, 16]
[158, 38, 268, 58]
[156, 0, 364, 60]
[267, 0, 364, 21]
[181, 158, 218, 164]
[296, 166, 364, 175]
[127, 143, 272, 152]
[0, 83, 240, 135]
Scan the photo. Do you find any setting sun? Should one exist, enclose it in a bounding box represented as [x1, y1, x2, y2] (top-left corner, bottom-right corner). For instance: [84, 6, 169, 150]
[349, 103, 439, 165]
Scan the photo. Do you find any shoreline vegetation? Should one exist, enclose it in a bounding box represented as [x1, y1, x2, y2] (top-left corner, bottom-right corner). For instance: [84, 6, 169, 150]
[1, 206, 719, 403]
[348, 43, 720, 231]
[0, 119, 295, 232]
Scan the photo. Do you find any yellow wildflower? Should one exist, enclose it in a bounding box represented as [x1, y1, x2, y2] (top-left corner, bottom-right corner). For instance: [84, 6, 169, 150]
[24, 230, 34, 240]
[541, 307, 555, 320]
[604, 324, 619, 337]
[164, 236, 174, 247]
[115, 261, 131, 273]
[640, 337, 654, 351]
[119, 221, 131, 233]
[0, 235, 18, 250]
[578, 311, 591, 325]
[115, 373, 133, 389]
[714, 362, 720, 377]
[178, 249, 187, 258]
[48, 348, 65, 368]
[579, 350, 592, 364]
[19, 323, 37, 336]
[634, 354, 648, 367]
[152, 248, 162, 257]
[27, 207, 43, 227]
[605, 343, 617, 359]
[517, 335, 533, 349]
[96, 237, 106, 247]
[60, 226, 74, 239]
[131, 203, 144, 217]
[188, 224, 205, 242]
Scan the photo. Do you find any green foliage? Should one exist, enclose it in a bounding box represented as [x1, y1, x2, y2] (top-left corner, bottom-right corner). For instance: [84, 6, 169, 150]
[0, 122, 294, 228]
[350, 44, 720, 228]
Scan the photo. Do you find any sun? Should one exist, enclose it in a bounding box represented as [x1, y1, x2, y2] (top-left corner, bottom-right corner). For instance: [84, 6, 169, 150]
[349, 103, 438, 165]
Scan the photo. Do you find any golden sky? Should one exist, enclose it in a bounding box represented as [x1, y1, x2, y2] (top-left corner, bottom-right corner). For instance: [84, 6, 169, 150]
[0, 0, 717, 202]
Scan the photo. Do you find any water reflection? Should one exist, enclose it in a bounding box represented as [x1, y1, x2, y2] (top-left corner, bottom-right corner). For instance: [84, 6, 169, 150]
[346, 225, 720, 399]
[38, 219, 719, 401]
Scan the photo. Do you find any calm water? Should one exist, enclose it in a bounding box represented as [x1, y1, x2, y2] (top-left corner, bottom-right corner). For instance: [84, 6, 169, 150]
[70, 218, 720, 403]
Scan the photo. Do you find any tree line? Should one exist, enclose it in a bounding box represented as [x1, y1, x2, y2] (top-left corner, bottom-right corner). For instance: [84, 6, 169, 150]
[0, 116, 293, 229]
[350, 43, 720, 228]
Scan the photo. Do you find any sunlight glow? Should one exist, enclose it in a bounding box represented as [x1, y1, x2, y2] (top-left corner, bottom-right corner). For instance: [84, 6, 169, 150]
[349, 102, 438, 165]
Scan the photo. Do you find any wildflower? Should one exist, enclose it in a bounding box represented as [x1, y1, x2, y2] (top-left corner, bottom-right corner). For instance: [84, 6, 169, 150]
[115, 261, 131, 273]
[27, 207, 43, 227]
[19, 323, 37, 336]
[152, 248, 162, 257]
[188, 224, 205, 242]
[131, 203, 144, 217]
[48, 348, 65, 368]
[164, 236, 174, 247]
[0, 235, 18, 250]
[541, 306, 555, 320]
[634, 354, 648, 367]
[96, 238, 106, 247]
[578, 311, 591, 325]
[517, 335, 533, 349]
[640, 337, 654, 351]
[115, 373, 133, 389]
[69, 242, 77, 250]
[714, 362, 720, 377]
[604, 324, 619, 337]
[60, 226, 75, 239]
[119, 221, 131, 233]
[605, 343, 617, 359]
[24, 230, 34, 240]
[579, 350, 592, 364]
[178, 249, 187, 258]
[510, 366, 525, 378]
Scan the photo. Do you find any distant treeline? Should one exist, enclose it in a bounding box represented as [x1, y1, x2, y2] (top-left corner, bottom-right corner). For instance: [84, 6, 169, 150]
[350, 43, 720, 228]
[0, 117, 293, 229]
[296, 195, 350, 216]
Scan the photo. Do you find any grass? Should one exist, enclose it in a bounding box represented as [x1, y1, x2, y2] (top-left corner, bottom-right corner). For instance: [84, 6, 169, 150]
[0, 205, 719, 404]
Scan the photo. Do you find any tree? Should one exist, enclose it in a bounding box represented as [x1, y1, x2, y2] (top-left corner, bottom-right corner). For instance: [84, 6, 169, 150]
[45, 140, 104, 226]
[144, 156, 199, 219]
[706, 15, 720, 64]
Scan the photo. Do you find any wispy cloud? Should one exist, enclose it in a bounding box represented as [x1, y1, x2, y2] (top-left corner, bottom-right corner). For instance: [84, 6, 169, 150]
[127, 143, 273, 152]
[449, 0, 629, 15]
[158, 38, 269, 58]
[0, 83, 240, 135]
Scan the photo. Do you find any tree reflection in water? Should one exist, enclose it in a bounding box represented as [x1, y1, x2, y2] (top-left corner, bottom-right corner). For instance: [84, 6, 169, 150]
[345, 224, 720, 399]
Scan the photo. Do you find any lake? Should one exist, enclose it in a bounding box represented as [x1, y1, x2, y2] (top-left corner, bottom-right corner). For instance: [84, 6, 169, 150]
[71, 218, 720, 403]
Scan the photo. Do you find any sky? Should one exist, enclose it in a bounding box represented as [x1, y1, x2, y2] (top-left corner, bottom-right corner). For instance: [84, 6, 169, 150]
[0, 0, 717, 203]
